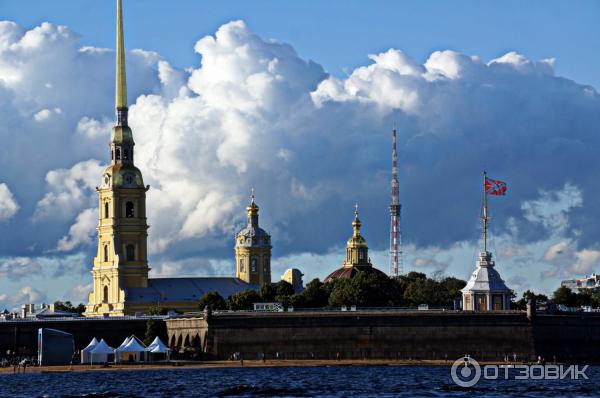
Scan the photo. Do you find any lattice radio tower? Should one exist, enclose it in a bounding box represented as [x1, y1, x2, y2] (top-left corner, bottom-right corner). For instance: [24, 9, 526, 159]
[389, 124, 403, 276]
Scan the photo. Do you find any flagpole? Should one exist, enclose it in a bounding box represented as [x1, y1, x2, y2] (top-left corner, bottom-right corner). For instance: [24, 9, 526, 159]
[483, 170, 488, 253]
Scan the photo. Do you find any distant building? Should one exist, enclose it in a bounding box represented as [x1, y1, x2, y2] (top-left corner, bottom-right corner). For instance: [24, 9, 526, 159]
[21, 304, 78, 319]
[324, 205, 387, 282]
[282, 268, 304, 293]
[561, 273, 600, 292]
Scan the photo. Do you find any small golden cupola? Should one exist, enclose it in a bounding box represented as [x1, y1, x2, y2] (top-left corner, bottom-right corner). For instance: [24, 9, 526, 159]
[343, 204, 371, 268]
[324, 204, 387, 282]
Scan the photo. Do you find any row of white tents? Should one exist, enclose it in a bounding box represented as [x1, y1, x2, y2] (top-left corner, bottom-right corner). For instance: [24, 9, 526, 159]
[81, 335, 171, 364]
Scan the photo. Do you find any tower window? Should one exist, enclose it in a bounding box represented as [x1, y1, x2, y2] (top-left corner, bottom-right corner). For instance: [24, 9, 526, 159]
[116, 148, 121, 161]
[103, 286, 109, 303]
[126, 202, 134, 218]
[104, 245, 109, 262]
[251, 258, 257, 273]
[126, 244, 135, 261]
[239, 259, 245, 272]
[111, 151, 114, 160]
[104, 202, 109, 219]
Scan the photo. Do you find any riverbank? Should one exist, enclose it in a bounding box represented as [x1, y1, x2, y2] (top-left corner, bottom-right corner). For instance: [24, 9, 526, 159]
[0, 359, 526, 374]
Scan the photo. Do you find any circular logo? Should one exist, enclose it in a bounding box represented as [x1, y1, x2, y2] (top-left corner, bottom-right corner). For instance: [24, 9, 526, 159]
[451, 356, 481, 387]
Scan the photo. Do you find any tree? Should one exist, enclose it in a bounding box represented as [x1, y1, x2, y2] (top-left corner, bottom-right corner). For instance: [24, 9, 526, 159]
[299, 278, 329, 308]
[259, 283, 276, 301]
[227, 289, 260, 311]
[54, 301, 86, 315]
[328, 279, 362, 307]
[275, 280, 295, 297]
[146, 306, 172, 315]
[439, 277, 467, 302]
[198, 291, 226, 311]
[552, 286, 578, 307]
[403, 278, 440, 306]
[514, 290, 549, 310]
[143, 319, 161, 346]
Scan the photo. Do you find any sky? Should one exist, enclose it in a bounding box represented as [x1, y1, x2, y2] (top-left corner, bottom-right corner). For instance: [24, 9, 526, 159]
[0, 0, 600, 310]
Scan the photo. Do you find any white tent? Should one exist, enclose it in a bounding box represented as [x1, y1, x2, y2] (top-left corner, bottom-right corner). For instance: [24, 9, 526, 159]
[146, 336, 171, 361]
[116, 336, 131, 351]
[115, 335, 146, 363]
[90, 339, 114, 365]
[80, 337, 99, 364]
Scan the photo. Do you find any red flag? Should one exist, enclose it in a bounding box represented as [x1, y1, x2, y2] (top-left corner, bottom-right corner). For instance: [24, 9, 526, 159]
[485, 177, 507, 196]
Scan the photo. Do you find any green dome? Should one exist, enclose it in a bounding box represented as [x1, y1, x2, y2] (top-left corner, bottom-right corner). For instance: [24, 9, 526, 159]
[103, 163, 144, 188]
[111, 125, 134, 145]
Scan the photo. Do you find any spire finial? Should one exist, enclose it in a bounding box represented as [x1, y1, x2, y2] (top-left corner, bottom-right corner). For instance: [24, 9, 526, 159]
[250, 188, 255, 204]
[115, 0, 128, 119]
[352, 203, 361, 237]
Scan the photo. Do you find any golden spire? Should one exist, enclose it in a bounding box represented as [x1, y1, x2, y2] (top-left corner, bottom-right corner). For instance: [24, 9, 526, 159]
[247, 188, 259, 227]
[352, 203, 361, 237]
[115, 0, 127, 111]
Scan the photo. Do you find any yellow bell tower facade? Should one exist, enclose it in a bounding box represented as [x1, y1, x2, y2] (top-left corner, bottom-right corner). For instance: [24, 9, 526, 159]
[235, 193, 272, 286]
[85, 0, 150, 317]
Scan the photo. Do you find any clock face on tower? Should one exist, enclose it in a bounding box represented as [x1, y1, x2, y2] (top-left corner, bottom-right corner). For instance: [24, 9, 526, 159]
[103, 174, 111, 188]
[124, 173, 136, 187]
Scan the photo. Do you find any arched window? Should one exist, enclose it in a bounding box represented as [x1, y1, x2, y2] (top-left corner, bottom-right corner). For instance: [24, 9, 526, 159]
[111, 150, 114, 160]
[126, 244, 135, 261]
[124, 149, 129, 160]
[251, 258, 257, 272]
[104, 202, 109, 219]
[116, 148, 121, 161]
[125, 202, 134, 218]
[103, 286, 109, 303]
[104, 245, 109, 262]
[239, 258, 245, 272]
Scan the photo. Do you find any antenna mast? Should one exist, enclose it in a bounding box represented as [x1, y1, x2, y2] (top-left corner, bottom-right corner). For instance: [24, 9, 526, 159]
[389, 124, 403, 276]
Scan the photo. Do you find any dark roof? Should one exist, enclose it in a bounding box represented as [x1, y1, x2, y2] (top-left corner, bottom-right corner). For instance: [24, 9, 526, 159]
[324, 265, 387, 283]
[125, 277, 259, 303]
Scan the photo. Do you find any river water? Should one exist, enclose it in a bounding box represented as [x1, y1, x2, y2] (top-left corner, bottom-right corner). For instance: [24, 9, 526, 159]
[0, 365, 598, 397]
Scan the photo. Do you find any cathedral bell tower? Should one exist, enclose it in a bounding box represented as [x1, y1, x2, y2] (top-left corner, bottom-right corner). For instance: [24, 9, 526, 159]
[235, 192, 272, 286]
[85, 0, 150, 317]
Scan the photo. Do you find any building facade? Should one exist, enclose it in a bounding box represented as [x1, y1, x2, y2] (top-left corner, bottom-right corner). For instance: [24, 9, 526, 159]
[461, 251, 512, 311]
[85, 0, 149, 317]
[85, 0, 258, 316]
[561, 273, 600, 292]
[235, 194, 272, 286]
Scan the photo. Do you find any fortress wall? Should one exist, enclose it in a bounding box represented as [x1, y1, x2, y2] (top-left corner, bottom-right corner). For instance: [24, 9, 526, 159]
[167, 311, 536, 361]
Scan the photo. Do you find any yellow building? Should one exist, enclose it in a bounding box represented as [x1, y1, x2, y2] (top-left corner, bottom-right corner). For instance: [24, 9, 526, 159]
[235, 193, 272, 286]
[85, 0, 257, 316]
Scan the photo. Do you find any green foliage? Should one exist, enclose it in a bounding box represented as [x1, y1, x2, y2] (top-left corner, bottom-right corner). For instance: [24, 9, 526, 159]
[552, 286, 578, 307]
[513, 289, 549, 310]
[403, 278, 440, 306]
[227, 289, 261, 311]
[328, 273, 398, 307]
[53, 301, 86, 315]
[258, 283, 276, 301]
[143, 319, 161, 346]
[146, 306, 171, 315]
[298, 278, 329, 308]
[198, 291, 226, 311]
